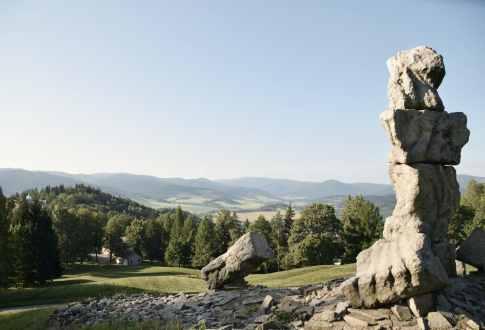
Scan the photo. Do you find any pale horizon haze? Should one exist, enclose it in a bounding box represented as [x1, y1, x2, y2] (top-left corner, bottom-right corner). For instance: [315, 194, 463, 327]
[1, 1, 485, 184]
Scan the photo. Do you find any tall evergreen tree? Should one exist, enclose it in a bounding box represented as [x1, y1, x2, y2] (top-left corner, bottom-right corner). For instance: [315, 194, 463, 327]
[214, 209, 243, 255]
[270, 211, 289, 271]
[284, 204, 295, 235]
[0, 187, 11, 287]
[250, 215, 272, 242]
[10, 196, 62, 286]
[288, 203, 341, 267]
[192, 216, 216, 268]
[32, 202, 62, 283]
[340, 196, 383, 262]
[242, 219, 250, 233]
[142, 219, 165, 262]
[165, 207, 187, 266]
[9, 197, 36, 286]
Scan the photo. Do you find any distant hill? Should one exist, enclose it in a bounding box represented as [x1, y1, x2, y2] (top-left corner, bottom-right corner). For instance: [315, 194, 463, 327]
[1, 168, 483, 215]
[217, 177, 393, 199]
[0, 169, 82, 196]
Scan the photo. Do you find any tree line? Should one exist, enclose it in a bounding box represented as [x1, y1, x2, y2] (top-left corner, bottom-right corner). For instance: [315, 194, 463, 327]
[1, 180, 483, 288]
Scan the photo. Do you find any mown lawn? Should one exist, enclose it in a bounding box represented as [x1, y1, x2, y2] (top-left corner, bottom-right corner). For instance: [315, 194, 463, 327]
[247, 263, 355, 287]
[0, 264, 205, 309]
[0, 263, 356, 329]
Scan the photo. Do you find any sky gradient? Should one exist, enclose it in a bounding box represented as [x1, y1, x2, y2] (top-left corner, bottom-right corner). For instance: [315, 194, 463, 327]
[2, 0, 485, 183]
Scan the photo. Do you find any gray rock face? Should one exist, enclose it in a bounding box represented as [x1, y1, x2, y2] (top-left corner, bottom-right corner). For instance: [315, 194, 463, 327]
[342, 46, 469, 308]
[387, 46, 445, 111]
[384, 163, 459, 243]
[456, 228, 485, 271]
[381, 109, 469, 165]
[201, 232, 273, 290]
[341, 233, 448, 308]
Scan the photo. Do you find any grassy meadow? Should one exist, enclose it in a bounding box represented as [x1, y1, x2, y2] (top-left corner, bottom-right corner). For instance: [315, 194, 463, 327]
[0, 263, 355, 329]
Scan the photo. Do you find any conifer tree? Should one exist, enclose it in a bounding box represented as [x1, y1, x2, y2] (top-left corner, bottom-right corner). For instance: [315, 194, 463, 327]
[9, 197, 36, 286]
[142, 219, 165, 262]
[192, 216, 216, 268]
[32, 202, 62, 283]
[249, 215, 272, 242]
[242, 219, 250, 233]
[0, 188, 11, 287]
[214, 209, 243, 255]
[340, 195, 383, 262]
[270, 211, 289, 271]
[165, 207, 190, 266]
[10, 196, 62, 286]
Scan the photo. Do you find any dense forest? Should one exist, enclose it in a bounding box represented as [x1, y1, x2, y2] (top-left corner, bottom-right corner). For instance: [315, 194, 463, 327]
[0, 181, 484, 288]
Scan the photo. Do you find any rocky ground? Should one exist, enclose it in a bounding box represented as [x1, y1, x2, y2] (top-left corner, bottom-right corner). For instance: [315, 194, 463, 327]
[50, 275, 485, 329]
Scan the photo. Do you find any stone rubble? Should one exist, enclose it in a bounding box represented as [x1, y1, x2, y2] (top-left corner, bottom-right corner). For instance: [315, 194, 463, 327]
[49, 275, 485, 329]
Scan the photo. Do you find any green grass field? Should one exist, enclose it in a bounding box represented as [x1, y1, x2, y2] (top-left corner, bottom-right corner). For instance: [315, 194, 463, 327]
[0, 263, 355, 329]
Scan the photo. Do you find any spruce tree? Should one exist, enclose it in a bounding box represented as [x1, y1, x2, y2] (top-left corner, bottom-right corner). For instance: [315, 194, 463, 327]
[142, 219, 165, 262]
[165, 207, 189, 266]
[249, 215, 272, 242]
[192, 216, 216, 268]
[0, 188, 11, 287]
[340, 195, 383, 262]
[32, 202, 62, 283]
[214, 209, 243, 255]
[10, 196, 62, 286]
[270, 211, 289, 271]
[9, 197, 36, 286]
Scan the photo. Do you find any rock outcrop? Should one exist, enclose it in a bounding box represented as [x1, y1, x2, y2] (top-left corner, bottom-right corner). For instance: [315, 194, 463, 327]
[201, 232, 274, 290]
[342, 46, 470, 307]
[456, 228, 485, 271]
[387, 46, 445, 111]
[380, 109, 469, 165]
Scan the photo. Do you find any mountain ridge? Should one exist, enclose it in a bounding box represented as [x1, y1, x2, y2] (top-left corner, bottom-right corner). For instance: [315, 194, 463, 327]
[1, 168, 484, 215]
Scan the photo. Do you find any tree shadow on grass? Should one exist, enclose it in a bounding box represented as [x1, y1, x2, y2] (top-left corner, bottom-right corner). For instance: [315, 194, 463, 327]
[0, 284, 151, 309]
[83, 271, 200, 279]
[62, 263, 200, 280]
[49, 279, 94, 286]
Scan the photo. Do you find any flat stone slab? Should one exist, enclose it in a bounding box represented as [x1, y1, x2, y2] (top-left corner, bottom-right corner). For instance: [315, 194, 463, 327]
[381, 109, 469, 165]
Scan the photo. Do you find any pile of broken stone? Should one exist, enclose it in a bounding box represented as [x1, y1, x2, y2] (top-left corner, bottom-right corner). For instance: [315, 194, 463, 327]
[50, 47, 485, 329]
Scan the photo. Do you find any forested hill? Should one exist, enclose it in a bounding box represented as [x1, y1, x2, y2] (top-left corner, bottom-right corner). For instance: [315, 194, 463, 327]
[28, 184, 160, 219]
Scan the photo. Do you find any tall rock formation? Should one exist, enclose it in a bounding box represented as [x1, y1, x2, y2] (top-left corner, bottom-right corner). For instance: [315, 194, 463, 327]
[342, 46, 470, 307]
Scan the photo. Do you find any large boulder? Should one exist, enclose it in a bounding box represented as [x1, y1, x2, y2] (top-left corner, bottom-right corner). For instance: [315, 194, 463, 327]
[387, 46, 445, 111]
[380, 109, 469, 165]
[341, 232, 448, 308]
[201, 232, 273, 290]
[456, 228, 485, 271]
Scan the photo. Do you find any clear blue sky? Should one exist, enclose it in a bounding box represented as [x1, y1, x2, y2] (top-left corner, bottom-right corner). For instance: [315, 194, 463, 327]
[1, 0, 484, 183]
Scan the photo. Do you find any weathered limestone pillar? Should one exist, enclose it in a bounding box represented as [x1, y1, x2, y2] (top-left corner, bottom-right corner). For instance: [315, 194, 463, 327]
[342, 46, 470, 307]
